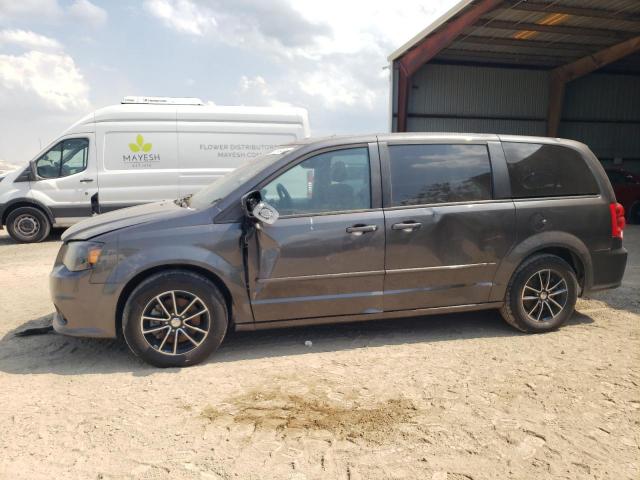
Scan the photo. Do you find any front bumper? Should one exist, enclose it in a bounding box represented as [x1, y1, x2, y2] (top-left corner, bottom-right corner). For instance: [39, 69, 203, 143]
[50, 264, 120, 338]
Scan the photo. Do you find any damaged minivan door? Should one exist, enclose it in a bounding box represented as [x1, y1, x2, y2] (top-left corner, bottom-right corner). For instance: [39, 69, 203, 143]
[242, 144, 386, 323]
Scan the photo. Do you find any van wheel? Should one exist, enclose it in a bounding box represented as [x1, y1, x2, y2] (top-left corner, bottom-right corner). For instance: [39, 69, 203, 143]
[122, 271, 228, 368]
[500, 254, 578, 333]
[6, 206, 51, 243]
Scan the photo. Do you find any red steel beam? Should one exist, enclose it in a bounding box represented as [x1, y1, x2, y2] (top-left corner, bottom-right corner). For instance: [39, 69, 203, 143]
[396, 65, 410, 132]
[399, 0, 504, 77]
[552, 35, 640, 83]
[395, 0, 503, 132]
[547, 35, 640, 136]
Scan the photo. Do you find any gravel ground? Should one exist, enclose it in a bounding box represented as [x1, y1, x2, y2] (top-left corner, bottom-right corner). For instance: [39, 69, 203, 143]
[0, 226, 638, 480]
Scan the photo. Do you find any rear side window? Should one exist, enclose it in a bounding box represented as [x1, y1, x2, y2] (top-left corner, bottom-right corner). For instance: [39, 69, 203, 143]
[503, 143, 599, 198]
[387, 144, 492, 206]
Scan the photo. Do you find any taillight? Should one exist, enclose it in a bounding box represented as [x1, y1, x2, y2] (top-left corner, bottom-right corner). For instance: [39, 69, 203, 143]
[609, 202, 625, 239]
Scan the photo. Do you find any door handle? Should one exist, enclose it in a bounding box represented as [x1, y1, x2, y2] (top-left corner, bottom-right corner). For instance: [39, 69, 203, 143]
[346, 224, 378, 235]
[80, 178, 94, 183]
[392, 221, 422, 232]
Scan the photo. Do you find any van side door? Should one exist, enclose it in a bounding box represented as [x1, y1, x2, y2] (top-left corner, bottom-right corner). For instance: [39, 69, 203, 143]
[176, 113, 300, 198]
[28, 134, 97, 226]
[246, 144, 385, 322]
[380, 140, 515, 311]
[95, 119, 180, 212]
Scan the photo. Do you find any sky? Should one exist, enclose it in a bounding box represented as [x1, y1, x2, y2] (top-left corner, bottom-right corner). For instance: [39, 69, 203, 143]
[0, 0, 458, 166]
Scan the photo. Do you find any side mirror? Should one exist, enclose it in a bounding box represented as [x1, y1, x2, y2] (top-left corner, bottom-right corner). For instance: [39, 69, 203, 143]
[29, 160, 37, 180]
[241, 191, 279, 225]
[251, 201, 279, 225]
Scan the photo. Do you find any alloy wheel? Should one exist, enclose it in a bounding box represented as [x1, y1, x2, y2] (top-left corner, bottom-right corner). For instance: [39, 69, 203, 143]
[140, 290, 210, 355]
[521, 269, 568, 322]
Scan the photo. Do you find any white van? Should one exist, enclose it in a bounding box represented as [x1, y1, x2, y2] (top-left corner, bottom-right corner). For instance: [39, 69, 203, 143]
[0, 97, 310, 242]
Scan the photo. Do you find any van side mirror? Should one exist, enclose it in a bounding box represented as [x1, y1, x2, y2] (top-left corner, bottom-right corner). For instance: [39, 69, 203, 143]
[15, 161, 36, 183]
[28, 160, 37, 180]
[241, 191, 279, 225]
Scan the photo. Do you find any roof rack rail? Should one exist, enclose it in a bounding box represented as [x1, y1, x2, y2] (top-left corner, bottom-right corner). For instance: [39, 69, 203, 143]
[121, 96, 204, 105]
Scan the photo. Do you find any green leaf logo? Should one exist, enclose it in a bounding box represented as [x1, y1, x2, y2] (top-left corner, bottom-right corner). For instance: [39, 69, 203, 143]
[129, 134, 152, 153]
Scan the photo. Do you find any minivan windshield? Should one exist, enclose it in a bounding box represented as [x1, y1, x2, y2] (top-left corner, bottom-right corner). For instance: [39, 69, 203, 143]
[188, 146, 299, 210]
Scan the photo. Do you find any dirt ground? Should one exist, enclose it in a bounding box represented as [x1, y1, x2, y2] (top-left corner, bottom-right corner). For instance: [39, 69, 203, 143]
[0, 227, 638, 480]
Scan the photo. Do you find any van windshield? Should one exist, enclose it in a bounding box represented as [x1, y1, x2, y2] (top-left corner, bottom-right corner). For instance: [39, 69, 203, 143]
[188, 146, 299, 210]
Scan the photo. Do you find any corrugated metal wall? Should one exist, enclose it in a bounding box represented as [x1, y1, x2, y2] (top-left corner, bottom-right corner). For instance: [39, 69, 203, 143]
[403, 63, 549, 135]
[560, 73, 640, 159]
[397, 63, 640, 162]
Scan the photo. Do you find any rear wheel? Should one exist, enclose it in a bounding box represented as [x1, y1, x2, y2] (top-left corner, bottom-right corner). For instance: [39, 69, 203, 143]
[6, 206, 51, 243]
[500, 254, 578, 333]
[123, 271, 228, 367]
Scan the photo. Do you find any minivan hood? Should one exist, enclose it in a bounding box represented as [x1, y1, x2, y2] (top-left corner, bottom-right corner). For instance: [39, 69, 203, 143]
[62, 201, 186, 241]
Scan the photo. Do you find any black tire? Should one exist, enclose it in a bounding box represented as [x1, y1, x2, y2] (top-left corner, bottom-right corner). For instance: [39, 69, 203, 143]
[500, 254, 578, 333]
[6, 206, 51, 243]
[122, 270, 228, 368]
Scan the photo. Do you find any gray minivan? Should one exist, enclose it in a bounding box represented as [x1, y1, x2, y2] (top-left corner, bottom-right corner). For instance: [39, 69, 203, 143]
[50, 133, 628, 367]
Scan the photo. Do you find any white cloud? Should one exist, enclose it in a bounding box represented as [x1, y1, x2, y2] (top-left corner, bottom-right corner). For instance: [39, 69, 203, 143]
[0, 29, 62, 51]
[0, 50, 90, 111]
[0, 0, 61, 19]
[144, 0, 328, 52]
[289, 0, 444, 56]
[299, 69, 377, 110]
[68, 0, 108, 28]
[144, 0, 217, 36]
[0, 0, 106, 27]
[238, 75, 291, 108]
[144, 0, 450, 112]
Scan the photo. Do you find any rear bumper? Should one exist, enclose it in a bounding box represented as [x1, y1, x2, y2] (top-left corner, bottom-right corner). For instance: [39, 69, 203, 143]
[50, 264, 119, 338]
[586, 247, 628, 293]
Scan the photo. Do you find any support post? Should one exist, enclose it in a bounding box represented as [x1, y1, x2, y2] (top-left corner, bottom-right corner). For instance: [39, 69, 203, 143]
[546, 36, 640, 137]
[396, 65, 410, 133]
[547, 74, 566, 137]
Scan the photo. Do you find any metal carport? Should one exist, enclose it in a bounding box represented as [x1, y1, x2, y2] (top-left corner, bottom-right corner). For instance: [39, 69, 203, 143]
[388, 0, 640, 173]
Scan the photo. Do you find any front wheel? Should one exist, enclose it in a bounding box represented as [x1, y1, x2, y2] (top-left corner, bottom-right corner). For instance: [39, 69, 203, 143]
[123, 271, 228, 367]
[500, 254, 578, 333]
[6, 206, 51, 243]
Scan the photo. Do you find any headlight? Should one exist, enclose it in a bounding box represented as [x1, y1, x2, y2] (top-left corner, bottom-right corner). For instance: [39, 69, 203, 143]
[63, 241, 104, 272]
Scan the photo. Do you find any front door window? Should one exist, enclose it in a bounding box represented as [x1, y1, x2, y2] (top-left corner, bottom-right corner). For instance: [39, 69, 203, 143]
[261, 147, 371, 216]
[36, 138, 89, 179]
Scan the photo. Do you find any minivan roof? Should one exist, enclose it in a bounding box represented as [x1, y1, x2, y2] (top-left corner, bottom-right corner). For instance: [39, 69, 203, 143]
[290, 132, 586, 149]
